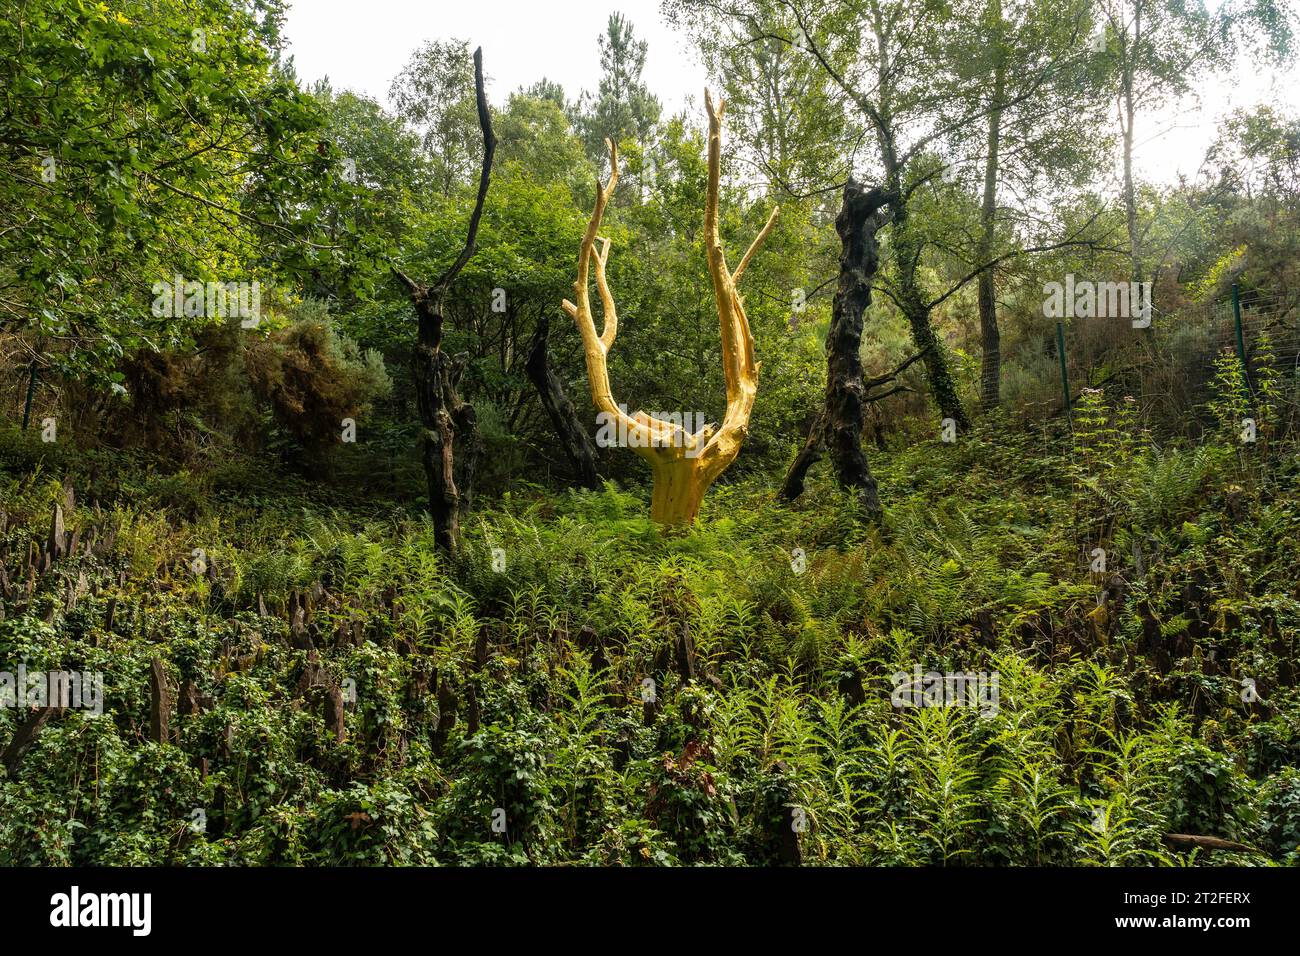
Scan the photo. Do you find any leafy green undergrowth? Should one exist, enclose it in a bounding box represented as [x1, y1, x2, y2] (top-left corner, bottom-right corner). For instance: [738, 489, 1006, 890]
[1, 407, 1299, 866]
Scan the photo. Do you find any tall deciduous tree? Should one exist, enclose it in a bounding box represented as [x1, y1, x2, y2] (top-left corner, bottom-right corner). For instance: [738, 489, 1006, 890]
[1093, 0, 1294, 311]
[390, 38, 483, 196]
[932, 0, 1110, 410]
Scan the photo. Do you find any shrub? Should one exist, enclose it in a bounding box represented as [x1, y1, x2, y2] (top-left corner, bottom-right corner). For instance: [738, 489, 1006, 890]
[244, 307, 391, 450]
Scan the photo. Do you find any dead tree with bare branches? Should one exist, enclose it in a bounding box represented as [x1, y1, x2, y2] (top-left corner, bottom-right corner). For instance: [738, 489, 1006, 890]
[393, 47, 496, 553]
[780, 180, 898, 510]
[563, 92, 777, 526]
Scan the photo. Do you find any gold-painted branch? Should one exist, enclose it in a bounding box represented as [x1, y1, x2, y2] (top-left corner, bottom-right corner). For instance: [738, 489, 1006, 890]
[733, 207, 781, 286]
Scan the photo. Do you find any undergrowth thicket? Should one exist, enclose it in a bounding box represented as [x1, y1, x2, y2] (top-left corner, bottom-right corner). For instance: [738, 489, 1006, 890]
[2, 379, 1299, 866]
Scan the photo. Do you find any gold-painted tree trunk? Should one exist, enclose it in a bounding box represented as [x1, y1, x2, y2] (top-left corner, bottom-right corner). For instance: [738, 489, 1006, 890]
[563, 92, 777, 526]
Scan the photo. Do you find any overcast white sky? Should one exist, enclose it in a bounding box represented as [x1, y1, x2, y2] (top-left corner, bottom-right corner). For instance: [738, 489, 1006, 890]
[284, 0, 706, 113]
[283, 0, 1299, 185]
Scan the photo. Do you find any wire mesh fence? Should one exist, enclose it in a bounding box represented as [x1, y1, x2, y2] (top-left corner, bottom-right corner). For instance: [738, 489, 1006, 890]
[1055, 284, 1300, 437]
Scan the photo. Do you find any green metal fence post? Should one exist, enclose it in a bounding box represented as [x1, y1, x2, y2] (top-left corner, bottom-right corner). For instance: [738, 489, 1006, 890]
[1231, 282, 1253, 399]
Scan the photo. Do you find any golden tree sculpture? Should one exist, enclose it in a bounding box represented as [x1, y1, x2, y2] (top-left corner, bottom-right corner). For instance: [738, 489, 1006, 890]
[563, 92, 778, 526]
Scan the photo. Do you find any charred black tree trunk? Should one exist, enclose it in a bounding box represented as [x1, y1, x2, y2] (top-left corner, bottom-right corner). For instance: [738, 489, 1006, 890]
[525, 314, 601, 489]
[780, 180, 894, 510]
[394, 47, 496, 554]
[401, 287, 480, 552]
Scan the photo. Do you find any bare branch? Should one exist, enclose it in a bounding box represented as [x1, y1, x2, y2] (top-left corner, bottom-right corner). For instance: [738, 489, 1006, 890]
[864, 346, 931, 390]
[926, 209, 1123, 310]
[732, 205, 780, 285]
[435, 46, 498, 291]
